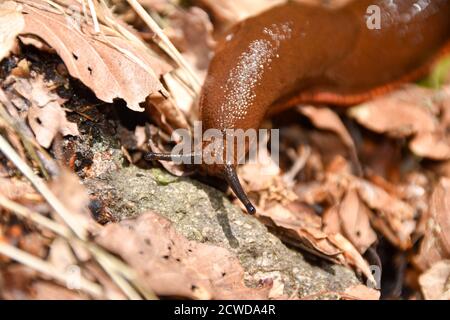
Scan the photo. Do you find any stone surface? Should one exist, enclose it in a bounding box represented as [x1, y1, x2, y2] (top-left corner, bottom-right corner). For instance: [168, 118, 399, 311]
[84, 165, 361, 298]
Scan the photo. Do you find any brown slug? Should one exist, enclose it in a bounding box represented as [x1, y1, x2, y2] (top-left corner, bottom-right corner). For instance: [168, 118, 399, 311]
[146, 0, 450, 214]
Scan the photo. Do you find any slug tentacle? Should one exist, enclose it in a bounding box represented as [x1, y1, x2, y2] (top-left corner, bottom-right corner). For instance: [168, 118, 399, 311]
[144, 152, 200, 163]
[223, 164, 256, 215]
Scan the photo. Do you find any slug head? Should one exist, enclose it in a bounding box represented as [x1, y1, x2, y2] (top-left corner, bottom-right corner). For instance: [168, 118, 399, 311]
[144, 150, 256, 215]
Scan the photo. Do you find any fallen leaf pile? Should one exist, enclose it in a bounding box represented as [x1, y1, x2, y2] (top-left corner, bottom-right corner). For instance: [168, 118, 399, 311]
[1, 0, 450, 301]
[96, 212, 271, 299]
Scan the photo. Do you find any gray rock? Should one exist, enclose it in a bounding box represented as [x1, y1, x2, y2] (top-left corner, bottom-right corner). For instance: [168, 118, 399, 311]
[84, 165, 361, 298]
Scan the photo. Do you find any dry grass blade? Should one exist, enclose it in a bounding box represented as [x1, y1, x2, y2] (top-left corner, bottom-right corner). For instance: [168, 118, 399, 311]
[0, 242, 104, 298]
[0, 182, 155, 300]
[0, 133, 88, 239]
[125, 0, 202, 93]
[0, 194, 69, 236]
[86, 0, 100, 33]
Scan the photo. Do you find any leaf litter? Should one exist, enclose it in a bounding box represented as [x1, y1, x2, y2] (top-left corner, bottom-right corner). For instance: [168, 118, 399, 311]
[0, 0, 450, 301]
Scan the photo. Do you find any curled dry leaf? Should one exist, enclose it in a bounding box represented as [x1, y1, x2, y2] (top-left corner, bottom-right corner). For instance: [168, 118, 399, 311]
[257, 202, 375, 283]
[418, 260, 450, 300]
[409, 90, 450, 160]
[14, 0, 171, 112]
[95, 212, 271, 300]
[356, 179, 416, 250]
[349, 86, 450, 160]
[0, 1, 24, 60]
[28, 103, 78, 148]
[349, 86, 438, 138]
[343, 284, 380, 300]
[325, 189, 377, 254]
[9, 74, 79, 148]
[258, 203, 341, 259]
[296, 156, 416, 250]
[166, 7, 215, 80]
[298, 105, 360, 172]
[415, 178, 450, 270]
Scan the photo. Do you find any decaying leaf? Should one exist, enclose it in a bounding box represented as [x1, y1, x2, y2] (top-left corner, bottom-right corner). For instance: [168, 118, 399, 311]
[0, 1, 24, 60]
[409, 131, 450, 160]
[8, 74, 79, 148]
[95, 212, 271, 300]
[49, 169, 95, 232]
[0, 177, 37, 201]
[355, 179, 416, 250]
[349, 86, 438, 138]
[256, 202, 375, 284]
[419, 260, 450, 300]
[343, 284, 380, 300]
[14, 0, 171, 112]
[349, 86, 450, 160]
[299, 105, 358, 161]
[327, 189, 377, 254]
[28, 103, 78, 148]
[166, 7, 215, 79]
[415, 178, 450, 270]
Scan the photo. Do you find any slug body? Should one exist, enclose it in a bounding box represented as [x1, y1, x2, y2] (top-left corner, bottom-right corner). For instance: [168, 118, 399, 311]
[150, 0, 450, 213]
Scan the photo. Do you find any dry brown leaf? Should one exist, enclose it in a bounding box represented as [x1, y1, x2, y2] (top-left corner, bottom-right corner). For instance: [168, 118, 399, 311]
[15, 0, 171, 112]
[410, 132, 450, 160]
[49, 169, 94, 232]
[95, 212, 270, 300]
[295, 155, 416, 250]
[299, 105, 358, 163]
[343, 284, 380, 300]
[419, 260, 450, 300]
[327, 233, 376, 286]
[335, 189, 377, 254]
[28, 103, 79, 148]
[8, 74, 79, 148]
[415, 178, 450, 270]
[0, 177, 37, 201]
[257, 202, 375, 283]
[0, 1, 23, 60]
[349, 86, 450, 160]
[349, 86, 438, 138]
[356, 179, 416, 250]
[167, 7, 215, 80]
[258, 203, 342, 260]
